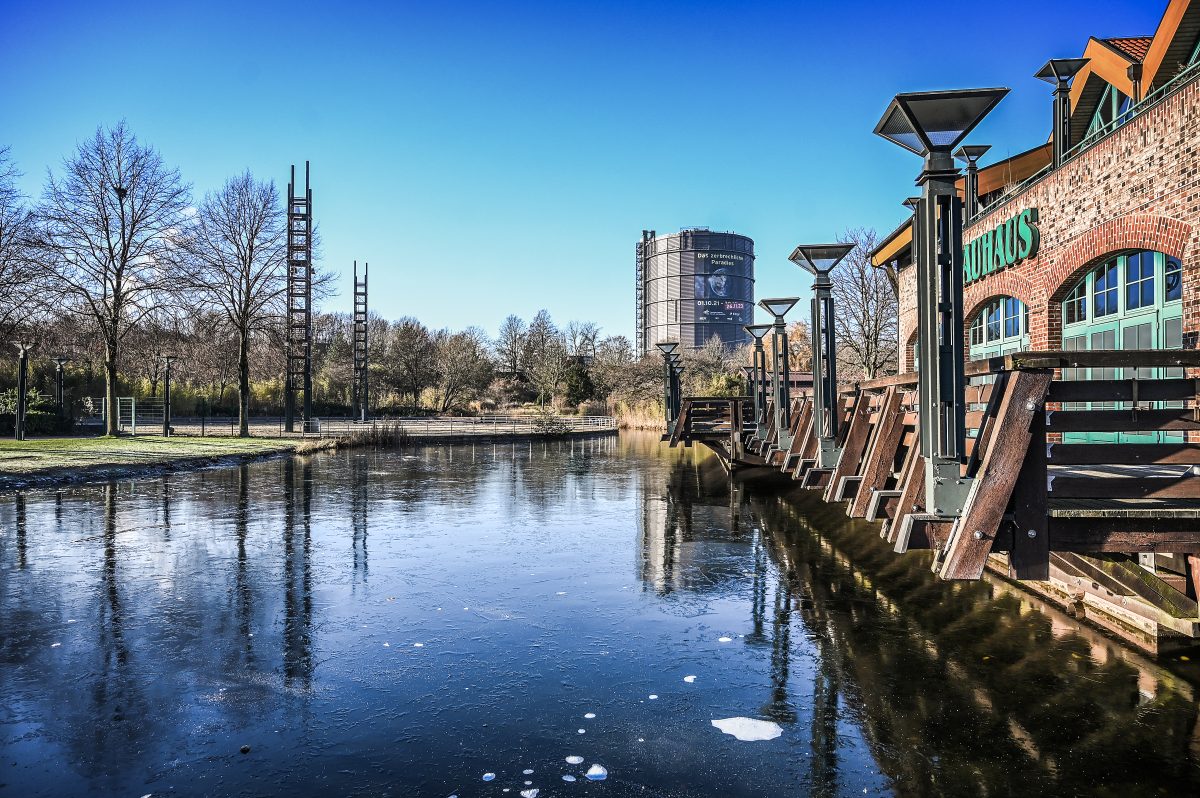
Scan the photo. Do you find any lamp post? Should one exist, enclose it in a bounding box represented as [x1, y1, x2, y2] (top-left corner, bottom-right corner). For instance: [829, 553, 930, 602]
[655, 341, 680, 431]
[790, 243, 855, 468]
[757, 298, 800, 453]
[11, 342, 34, 441]
[875, 87, 1008, 517]
[953, 145, 990, 221]
[744, 324, 772, 430]
[53, 357, 69, 416]
[162, 355, 177, 437]
[1035, 58, 1088, 169]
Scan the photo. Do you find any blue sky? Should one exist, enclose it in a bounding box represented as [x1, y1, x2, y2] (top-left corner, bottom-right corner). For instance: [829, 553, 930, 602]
[0, 0, 1164, 341]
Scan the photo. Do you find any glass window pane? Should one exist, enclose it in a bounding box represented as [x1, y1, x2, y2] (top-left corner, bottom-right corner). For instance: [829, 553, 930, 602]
[1166, 257, 1182, 302]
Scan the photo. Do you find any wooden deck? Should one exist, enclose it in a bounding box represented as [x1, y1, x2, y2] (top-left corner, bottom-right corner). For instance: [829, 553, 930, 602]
[670, 350, 1200, 648]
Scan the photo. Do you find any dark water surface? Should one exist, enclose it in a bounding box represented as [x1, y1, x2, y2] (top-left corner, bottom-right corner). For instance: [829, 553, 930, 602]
[2, 433, 1199, 797]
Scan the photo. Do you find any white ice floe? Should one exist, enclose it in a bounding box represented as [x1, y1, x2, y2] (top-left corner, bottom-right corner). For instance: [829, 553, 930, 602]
[524, 781, 532, 785]
[684, 675, 696, 683]
[648, 694, 658, 700]
[520, 790, 539, 798]
[413, 643, 424, 647]
[50, 643, 61, 648]
[556, 591, 566, 595]
[710, 717, 783, 742]
[585, 764, 608, 781]
[562, 775, 577, 782]
[583, 712, 596, 719]
[577, 728, 586, 734]
[718, 637, 733, 643]
[522, 769, 534, 775]
[637, 738, 645, 742]
[482, 772, 496, 781]
[565, 755, 584, 764]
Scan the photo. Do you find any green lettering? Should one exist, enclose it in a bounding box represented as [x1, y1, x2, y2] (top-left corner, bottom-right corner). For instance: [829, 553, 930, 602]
[981, 231, 993, 276]
[1003, 218, 1018, 266]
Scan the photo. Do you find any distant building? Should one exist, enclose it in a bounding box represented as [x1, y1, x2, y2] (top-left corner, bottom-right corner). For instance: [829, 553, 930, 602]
[637, 228, 754, 356]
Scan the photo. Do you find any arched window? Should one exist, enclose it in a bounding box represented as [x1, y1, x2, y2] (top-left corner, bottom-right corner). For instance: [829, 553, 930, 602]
[1060, 250, 1184, 442]
[969, 296, 1029, 360]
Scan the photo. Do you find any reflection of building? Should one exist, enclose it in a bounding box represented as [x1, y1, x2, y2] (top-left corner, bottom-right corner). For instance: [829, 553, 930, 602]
[637, 228, 754, 355]
[873, 0, 1200, 372]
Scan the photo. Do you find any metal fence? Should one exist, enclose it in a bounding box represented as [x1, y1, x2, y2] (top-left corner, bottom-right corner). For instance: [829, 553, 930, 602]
[74, 407, 616, 438]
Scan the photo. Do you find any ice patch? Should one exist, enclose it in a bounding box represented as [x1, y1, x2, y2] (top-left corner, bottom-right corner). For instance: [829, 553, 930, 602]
[648, 694, 658, 700]
[583, 712, 595, 719]
[520, 790, 539, 798]
[637, 738, 645, 742]
[50, 643, 61, 648]
[562, 775, 577, 782]
[556, 591, 566, 595]
[684, 675, 696, 683]
[67, 619, 77, 624]
[524, 781, 532, 785]
[565, 755, 584, 764]
[522, 769, 534, 775]
[585, 764, 608, 781]
[413, 643, 424, 647]
[482, 772, 496, 781]
[577, 728, 585, 734]
[711, 717, 783, 741]
[718, 637, 733, 643]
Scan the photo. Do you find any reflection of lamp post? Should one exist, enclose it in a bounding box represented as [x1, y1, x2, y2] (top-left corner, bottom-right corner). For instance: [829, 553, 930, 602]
[791, 243, 854, 468]
[12, 342, 34, 441]
[1035, 58, 1088, 169]
[53, 357, 69, 416]
[655, 341, 679, 430]
[744, 323, 772, 430]
[953, 144, 990, 220]
[162, 355, 177, 437]
[875, 86, 1008, 516]
[671, 361, 685, 422]
[758, 298, 800, 453]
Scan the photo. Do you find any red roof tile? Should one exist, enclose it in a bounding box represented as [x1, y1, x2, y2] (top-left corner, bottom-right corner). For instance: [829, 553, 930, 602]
[1103, 36, 1153, 61]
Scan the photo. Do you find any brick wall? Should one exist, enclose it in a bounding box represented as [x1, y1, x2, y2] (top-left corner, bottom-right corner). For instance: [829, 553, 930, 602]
[896, 74, 1200, 357]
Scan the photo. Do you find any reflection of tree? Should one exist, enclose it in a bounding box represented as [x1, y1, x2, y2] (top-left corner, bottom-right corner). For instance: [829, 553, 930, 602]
[100, 483, 129, 669]
[233, 464, 255, 666]
[282, 458, 314, 685]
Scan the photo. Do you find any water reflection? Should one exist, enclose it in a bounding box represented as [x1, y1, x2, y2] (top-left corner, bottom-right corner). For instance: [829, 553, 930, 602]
[0, 434, 1196, 796]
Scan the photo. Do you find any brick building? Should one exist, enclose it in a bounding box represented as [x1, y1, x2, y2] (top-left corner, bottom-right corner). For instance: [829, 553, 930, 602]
[872, 0, 1200, 381]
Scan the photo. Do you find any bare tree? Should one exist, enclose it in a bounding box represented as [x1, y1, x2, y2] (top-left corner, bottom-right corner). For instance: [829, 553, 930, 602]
[432, 327, 494, 412]
[565, 320, 600, 358]
[381, 317, 436, 405]
[495, 314, 527, 375]
[831, 227, 897, 380]
[0, 147, 39, 338]
[33, 123, 190, 434]
[524, 310, 568, 405]
[184, 172, 287, 435]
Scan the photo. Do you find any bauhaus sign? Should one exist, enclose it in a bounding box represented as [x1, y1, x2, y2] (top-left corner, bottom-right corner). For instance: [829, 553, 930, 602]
[964, 208, 1040, 285]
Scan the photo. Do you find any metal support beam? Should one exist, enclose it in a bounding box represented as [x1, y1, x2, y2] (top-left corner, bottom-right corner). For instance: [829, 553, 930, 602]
[284, 161, 314, 433]
[352, 260, 369, 423]
[12, 342, 32, 441]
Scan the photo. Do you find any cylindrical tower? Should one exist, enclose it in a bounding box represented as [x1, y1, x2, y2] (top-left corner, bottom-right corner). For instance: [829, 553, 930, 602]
[639, 228, 755, 355]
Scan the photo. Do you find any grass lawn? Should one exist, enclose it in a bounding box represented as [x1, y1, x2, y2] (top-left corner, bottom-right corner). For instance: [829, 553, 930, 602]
[0, 435, 298, 475]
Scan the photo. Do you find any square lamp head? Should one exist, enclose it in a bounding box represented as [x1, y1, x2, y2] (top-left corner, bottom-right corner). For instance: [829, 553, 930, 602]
[953, 144, 991, 166]
[758, 298, 799, 320]
[789, 243, 855, 276]
[1035, 58, 1089, 86]
[744, 323, 773, 341]
[874, 88, 1009, 156]
[654, 341, 679, 356]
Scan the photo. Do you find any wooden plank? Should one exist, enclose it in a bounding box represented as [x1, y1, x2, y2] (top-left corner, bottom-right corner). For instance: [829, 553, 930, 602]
[823, 391, 873, 502]
[1046, 408, 1200, 433]
[966, 350, 1200, 376]
[1049, 475, 1200, 499]
[1049, 521, 1200, 551]
[940, 371, 1053, 580]
[1047, 443, 1200, 466]
[1010, 410, 1048, 580]
[1048, 378, 1198, 403]
[855, 372, 920, 391]
[884, 451, 924, 541]
[849, 387, 904, 518]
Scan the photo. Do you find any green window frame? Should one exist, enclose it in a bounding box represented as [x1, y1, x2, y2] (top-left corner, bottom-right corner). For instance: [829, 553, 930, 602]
[1086, 83, 1133, 140]
[1060, 250, 1184, 442]
[969, 296, 1030, 361]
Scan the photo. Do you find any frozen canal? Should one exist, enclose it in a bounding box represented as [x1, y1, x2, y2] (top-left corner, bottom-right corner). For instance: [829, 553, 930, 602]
[2, 432, 1199, 796]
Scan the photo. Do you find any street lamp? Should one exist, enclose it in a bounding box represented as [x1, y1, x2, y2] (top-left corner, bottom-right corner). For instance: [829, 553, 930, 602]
[11, 342, 34, 441]
[1035, 58, 1088, 169]
[744, 323, 772, 431]
[875, 86, 1008, 517]
[953, 144, 990, 220]
[655, 341, 680, 431]
[162, 355, 177, 437]
[52, 357, 69, 416]
[757, 298, 800, 454]
[791, 243, 854, 468]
